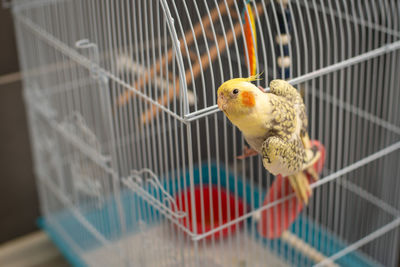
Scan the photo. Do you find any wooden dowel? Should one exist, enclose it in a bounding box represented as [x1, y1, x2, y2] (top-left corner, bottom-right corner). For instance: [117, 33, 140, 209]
[141, 2, 265, 124]
[117, 0, 234, 107]
[281, 231, 340, 267]
[205, 30, 222, 41]
[188, 50, 198, 62]
[141, 81, 180, 123]
[141, 17, 243, 124]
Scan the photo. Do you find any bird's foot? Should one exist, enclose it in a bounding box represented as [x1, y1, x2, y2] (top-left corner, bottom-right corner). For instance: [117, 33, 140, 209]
[288, 172, 311, 204]
[237, 146, 258, 159]
[305, 166, 319, 181]
[303, 145, 321, 181]
[258, 86, 265, 92]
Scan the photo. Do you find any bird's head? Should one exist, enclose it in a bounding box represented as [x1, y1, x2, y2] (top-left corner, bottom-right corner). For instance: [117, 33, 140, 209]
[217, 74, 263, 119]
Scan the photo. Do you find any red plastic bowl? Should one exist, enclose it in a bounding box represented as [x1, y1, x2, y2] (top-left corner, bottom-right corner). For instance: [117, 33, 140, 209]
[258, 140, 326, 239]
[174, 186, 245, 240]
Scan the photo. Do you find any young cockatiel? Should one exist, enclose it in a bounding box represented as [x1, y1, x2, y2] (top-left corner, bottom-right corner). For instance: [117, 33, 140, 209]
[217, 75, 320, 204]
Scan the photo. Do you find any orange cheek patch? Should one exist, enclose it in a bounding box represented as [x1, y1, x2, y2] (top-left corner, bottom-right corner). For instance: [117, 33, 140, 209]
[241, 91, 255, 107]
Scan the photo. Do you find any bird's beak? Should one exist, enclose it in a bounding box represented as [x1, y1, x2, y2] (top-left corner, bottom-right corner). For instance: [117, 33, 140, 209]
[217, 94, 227, 111]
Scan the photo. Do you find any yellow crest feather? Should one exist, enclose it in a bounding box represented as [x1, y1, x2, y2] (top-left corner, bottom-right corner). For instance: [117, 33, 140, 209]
[217, 72, 264, 95]
[224, 72, 263, 85]
[244, 72, 263, 82]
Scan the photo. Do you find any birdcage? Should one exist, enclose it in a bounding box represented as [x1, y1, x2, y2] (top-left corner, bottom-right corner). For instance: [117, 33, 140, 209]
[10, 0, 400, 266]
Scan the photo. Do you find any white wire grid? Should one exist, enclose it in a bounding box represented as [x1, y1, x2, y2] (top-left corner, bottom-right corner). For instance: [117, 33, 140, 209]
[11, 0, 400, 266]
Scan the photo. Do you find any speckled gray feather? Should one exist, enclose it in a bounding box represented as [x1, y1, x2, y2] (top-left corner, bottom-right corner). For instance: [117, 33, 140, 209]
[243, 79, 312, 176]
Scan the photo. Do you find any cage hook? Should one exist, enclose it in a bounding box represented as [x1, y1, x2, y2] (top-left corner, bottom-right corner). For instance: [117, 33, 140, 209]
[75, 39, 101, 79]
[123, 169, 187, 219]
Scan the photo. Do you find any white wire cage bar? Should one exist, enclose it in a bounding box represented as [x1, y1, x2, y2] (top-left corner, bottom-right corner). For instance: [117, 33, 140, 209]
[11, 0, 400, 266]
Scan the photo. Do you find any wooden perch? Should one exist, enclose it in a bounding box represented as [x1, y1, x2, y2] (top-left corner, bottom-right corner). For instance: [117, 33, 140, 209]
[141, 2, 265, 124]
[117, 0, 234, 107]
[141, 15, 243, 124]
[119, 0, 265, 124]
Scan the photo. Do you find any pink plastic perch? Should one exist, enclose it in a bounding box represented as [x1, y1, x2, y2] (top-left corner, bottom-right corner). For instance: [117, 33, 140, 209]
[258, 140, 326, 239]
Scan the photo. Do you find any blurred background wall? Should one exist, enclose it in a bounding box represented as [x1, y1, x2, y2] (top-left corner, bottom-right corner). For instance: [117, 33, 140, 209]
[0, 5, 40, 244]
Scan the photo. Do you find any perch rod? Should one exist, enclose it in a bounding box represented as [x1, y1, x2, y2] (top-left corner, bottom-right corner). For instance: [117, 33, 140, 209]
[141, 1, 265, 124]
[141, 17, 243, 124]
[116, 0, 234, 107]
[281, 231, 339, 267]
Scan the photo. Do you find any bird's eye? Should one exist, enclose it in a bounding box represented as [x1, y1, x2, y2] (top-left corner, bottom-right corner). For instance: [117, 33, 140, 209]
[232, 89, 239, 94]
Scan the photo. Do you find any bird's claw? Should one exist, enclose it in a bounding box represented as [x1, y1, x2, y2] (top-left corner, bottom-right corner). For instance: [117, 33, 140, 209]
[305, 167, 319, 181]
[288, 172, 311, 204]
[258, 86, 265, 92]
[237, 146, 258, 159]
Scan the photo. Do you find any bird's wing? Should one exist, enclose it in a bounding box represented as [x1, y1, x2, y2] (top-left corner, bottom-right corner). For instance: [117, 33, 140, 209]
[269, 79, 301, 101]
[303, 144, 320, 167]
[267, 96, 298, 139]
[269, 79, 309, 139]
[261, 135, 305, 176]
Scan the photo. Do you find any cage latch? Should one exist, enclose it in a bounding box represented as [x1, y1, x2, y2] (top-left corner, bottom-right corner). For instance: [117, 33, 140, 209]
[75, 39, 107, 83]
[122, 169, 187, 219]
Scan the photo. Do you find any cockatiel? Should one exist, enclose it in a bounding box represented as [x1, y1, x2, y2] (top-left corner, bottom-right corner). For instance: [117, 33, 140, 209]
[217, 75, 320, 204]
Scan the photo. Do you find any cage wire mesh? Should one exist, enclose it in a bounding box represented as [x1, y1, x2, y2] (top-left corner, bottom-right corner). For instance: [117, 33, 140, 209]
[10, 0, 400, 266]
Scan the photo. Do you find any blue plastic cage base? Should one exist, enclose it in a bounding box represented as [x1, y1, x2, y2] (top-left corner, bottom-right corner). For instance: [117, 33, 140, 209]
[38, 217, 89, 267]
[39, 162, 380, 267]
